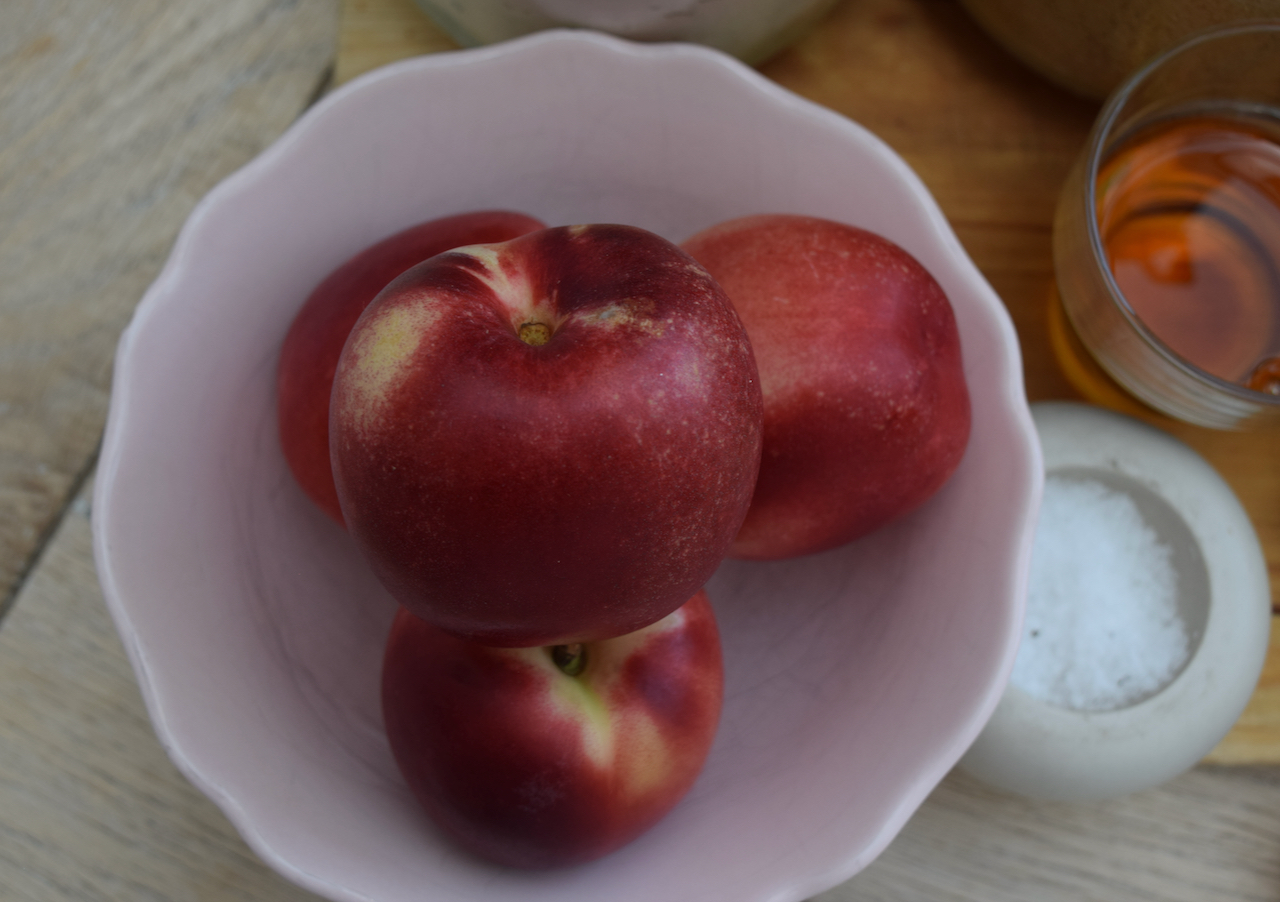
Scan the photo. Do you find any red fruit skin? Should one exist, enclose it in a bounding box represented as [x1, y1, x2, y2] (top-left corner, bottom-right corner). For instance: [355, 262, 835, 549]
[277, 210, 545, 524]
[380, 589, 724, 870]
[682, 214, 971, 560]
[330, 223, 763, 647]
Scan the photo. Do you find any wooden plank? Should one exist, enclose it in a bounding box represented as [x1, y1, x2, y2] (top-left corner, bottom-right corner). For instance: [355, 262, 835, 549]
[825, 766, 1280, 901]
[335, 0, 457, 86]
[0, 0, 339, 617]
[1209, 616, 1280, 764]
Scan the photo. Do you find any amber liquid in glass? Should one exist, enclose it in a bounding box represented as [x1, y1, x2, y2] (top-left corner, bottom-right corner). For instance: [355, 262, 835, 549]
[1096, 110, 1280, 395]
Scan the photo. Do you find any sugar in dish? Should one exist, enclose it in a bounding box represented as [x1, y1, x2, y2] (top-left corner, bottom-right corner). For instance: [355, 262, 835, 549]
[961, 402, 1270, 801]
[1012, 475, 1189, 712]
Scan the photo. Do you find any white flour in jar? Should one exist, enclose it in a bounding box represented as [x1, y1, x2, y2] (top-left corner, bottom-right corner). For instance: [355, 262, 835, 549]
[1010, 475, 1189, 711]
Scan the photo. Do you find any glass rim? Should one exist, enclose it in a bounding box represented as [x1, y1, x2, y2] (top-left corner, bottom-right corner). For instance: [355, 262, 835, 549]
[1082, 18, 1280, 408]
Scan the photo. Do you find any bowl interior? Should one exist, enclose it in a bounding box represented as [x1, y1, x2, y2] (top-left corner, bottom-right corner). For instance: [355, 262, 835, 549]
[94, 31, 1040, 902]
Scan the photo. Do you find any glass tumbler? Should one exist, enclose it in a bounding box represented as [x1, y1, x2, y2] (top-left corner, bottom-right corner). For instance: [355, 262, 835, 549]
[1052, 21, 1280, 429]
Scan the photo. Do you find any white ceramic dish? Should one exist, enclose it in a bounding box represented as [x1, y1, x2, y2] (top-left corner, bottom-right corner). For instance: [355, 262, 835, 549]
[961, 402, 1270, 801]
[93, 30, 1041, 902]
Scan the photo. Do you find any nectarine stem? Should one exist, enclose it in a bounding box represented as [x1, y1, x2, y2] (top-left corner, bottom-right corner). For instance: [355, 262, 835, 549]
[518, 322, 552, 346]
[551, 643, 586, 676]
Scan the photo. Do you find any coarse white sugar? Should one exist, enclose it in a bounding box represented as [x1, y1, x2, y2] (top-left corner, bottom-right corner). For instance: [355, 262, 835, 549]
[1010, 475, 1189, 711]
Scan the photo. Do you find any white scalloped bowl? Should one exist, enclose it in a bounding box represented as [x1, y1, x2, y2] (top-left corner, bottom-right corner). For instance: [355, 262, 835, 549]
[93, 30, 1041, 902]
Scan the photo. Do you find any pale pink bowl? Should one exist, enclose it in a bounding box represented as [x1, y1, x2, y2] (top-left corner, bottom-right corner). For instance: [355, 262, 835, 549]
[93, 30, 1041, 902]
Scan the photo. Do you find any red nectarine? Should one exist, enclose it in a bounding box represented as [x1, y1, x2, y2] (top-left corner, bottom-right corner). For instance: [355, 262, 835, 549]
[331, 223, 763, 646]
[683, 213, 970, 559]
[380, 590, 724, 869]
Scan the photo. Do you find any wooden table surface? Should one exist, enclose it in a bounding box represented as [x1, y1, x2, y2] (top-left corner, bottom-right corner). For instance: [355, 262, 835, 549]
[3, 1, 1280, 899]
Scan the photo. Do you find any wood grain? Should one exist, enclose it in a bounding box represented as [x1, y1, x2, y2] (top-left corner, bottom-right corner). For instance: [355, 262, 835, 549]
[335, 0, 457, 85]
[826, 766, 1280, 901]
[0, 0, 339, 618]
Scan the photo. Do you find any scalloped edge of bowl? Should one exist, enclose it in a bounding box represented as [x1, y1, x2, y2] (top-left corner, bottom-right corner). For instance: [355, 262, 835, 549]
[93, 28, 1042, 902]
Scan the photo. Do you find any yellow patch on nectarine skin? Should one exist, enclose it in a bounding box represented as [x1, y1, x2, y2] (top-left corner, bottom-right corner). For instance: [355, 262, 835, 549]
[539, 659, 614, 768]
[589, 614, 688, 801]
[615, 712, 675, 801]
[520, 609, 688, 782]
[342, 303, 439, 423]
[503, 645, 611, 768]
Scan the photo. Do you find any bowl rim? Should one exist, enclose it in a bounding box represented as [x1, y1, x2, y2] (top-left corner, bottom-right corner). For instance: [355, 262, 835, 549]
[93, 27, 1042, 902]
